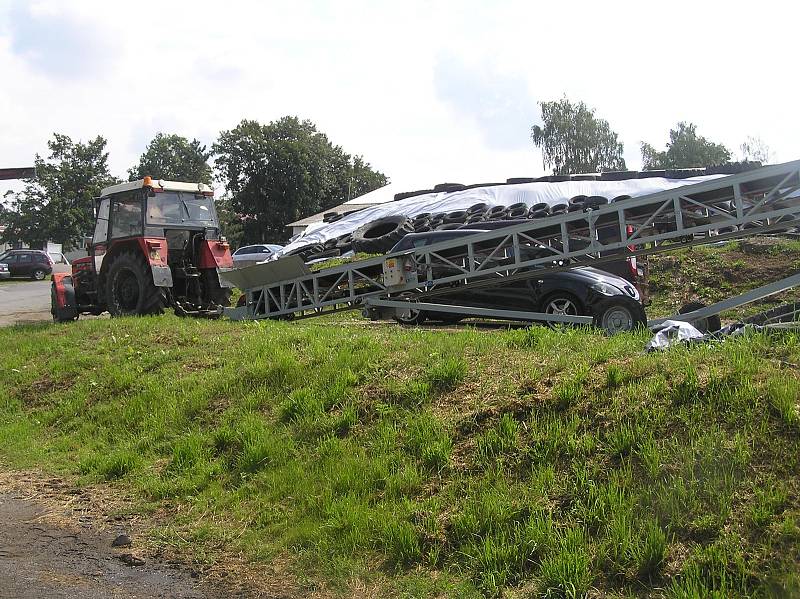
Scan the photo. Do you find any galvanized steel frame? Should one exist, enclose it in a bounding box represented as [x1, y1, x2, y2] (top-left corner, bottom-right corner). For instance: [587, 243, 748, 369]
[230, 161, 800, 320]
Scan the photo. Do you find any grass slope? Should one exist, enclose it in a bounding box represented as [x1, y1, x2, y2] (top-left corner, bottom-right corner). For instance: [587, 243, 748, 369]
[1, 313, 799, 598]
[647, 236, 800, 321]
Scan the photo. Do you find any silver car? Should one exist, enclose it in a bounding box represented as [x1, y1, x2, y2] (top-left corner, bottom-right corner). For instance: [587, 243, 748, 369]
[232, 244, 284, 268]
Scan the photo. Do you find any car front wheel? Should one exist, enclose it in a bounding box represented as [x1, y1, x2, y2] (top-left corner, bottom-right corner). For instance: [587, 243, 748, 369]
[593, 297, 647, 334]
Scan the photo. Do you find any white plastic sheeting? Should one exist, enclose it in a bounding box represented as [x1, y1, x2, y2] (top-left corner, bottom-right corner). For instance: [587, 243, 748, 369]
[273, 175, 726, 259]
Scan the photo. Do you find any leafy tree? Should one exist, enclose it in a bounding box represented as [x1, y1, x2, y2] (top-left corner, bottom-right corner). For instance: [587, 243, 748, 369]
[531, 98, 626, 175]
[0, 133, 117, 250]
[216, 198, 245, 250]
[641, 122, 731, 170]
[213, 116, 387, 244]
[739, 135, 770, 164]
[129, 133, 212, 184]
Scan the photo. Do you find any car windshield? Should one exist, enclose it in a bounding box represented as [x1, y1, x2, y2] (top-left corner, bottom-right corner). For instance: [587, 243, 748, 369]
[147, 192, 216, 225]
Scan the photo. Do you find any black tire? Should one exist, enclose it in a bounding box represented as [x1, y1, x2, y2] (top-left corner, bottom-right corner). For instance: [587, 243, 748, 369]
[541, 292, 585, 322]
[487, 206, 508, 220]
[443, 210, 468, 224]
[530, 202, 550, 214]
[530, 209, 550, 219]
[336, 233, 353, 248]
[435, 223, 462, 231]
[569, 195, 588, 206]
[395, 190, 435, 201]
[105, 251, 165, 316]
[201, 270, 232, 307]
[50, 283, 77, 323]
[32, 268, 47, 281]
[393, 293, 426, 326]
[678, 301, 721, 334]
[433, 183, 465, 193]
[592, 296, 647, 334]
[467, 203, 489, 215]
[508, 207, 529, 219]
[352, 216, 413, 254]
[584, 196, 609, 209]
[433, 313, 464, 324]
[306, 248, 341, 261]
[413, 219, 431, 233]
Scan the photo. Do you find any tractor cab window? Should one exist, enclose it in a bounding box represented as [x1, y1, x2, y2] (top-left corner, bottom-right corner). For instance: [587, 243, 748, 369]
[110, 195, 143, 239]
[146, 192, 216, 226]
[147, 193, 183, 223]
[182, 195, 215, 223]
[93, 198, 110, 244]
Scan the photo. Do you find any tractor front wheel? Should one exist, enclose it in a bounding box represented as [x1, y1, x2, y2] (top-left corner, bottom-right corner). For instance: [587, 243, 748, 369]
[105, 251, 165, 317]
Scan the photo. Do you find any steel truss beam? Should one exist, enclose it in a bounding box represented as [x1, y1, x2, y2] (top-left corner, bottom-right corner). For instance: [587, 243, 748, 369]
[227, 161, 800, 321]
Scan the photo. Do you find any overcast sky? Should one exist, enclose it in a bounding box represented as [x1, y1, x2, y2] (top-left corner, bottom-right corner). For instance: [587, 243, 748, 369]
[1, 0, 798, 193]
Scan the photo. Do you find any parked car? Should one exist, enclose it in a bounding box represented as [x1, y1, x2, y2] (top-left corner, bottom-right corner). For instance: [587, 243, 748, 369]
[388, 230, 646, 333]
[0, 249, 54, 280]
[0, 261, 10, 280]
[232, 244, 284, 267]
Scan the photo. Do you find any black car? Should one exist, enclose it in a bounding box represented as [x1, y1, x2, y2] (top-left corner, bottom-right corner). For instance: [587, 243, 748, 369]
[0, 250, 54, 280]
[388, 230, 646, 333]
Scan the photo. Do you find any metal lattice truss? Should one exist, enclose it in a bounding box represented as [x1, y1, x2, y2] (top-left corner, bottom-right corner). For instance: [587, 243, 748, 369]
[227, 160, 800, 321]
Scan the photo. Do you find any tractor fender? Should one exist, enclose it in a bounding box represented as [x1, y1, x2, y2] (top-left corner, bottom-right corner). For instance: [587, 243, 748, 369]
[51, 273, 78, 321]
[198, 239, 233, 270]
[99, 238, 172, 290]
[135, 238, 172, 287]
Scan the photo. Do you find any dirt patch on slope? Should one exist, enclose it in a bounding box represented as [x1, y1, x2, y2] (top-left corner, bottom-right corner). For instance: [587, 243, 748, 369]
[0, 470, 296, 599]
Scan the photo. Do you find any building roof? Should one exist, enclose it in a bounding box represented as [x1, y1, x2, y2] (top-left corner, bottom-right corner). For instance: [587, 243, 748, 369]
[0, 167, 35, 181]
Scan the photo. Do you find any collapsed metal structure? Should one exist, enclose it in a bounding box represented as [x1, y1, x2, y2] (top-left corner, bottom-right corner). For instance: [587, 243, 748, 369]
[224, 160, 800, 327]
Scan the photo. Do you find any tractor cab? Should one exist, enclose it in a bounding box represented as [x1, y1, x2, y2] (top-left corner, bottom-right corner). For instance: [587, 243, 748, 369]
[52, 177, 233, 322]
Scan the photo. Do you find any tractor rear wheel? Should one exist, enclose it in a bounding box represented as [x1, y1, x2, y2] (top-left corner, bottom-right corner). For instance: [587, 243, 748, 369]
[201, 270, 232, 307]
[105, 251, 165, 316]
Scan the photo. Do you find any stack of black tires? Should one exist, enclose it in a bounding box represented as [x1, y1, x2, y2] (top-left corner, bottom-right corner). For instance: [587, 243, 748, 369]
[284, 195, 632, 262]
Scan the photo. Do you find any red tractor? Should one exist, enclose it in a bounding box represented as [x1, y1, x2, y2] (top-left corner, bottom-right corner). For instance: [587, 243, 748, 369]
[51, 177, 234, 322]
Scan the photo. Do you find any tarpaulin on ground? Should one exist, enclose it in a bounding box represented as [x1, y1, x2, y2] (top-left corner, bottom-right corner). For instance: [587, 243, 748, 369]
[273, 175, 726, 259]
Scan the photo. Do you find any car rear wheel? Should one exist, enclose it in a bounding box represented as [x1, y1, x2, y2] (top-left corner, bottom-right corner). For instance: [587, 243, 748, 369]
[32, 268, 47, 280]
[542, 292, 583, 319]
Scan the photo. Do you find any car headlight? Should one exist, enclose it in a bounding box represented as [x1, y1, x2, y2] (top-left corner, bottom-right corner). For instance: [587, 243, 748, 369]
[590, 282, 618, 296]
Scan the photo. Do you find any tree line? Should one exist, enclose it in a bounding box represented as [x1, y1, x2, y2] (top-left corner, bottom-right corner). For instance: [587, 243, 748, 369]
[0, 116, 388, 250]
[1, 105, 771, 251]
[531, 97, 770, 175]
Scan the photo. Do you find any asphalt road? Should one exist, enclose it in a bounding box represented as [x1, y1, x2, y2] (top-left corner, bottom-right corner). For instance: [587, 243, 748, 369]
[0, 280, 52, 326]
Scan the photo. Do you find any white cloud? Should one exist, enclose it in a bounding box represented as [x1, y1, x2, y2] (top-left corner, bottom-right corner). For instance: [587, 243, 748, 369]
[0, 0, 798, 197]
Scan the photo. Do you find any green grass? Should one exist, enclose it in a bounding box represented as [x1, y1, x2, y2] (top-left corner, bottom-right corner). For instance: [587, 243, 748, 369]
[647, 236, 800, 321]
[0, 314, 799, 597]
